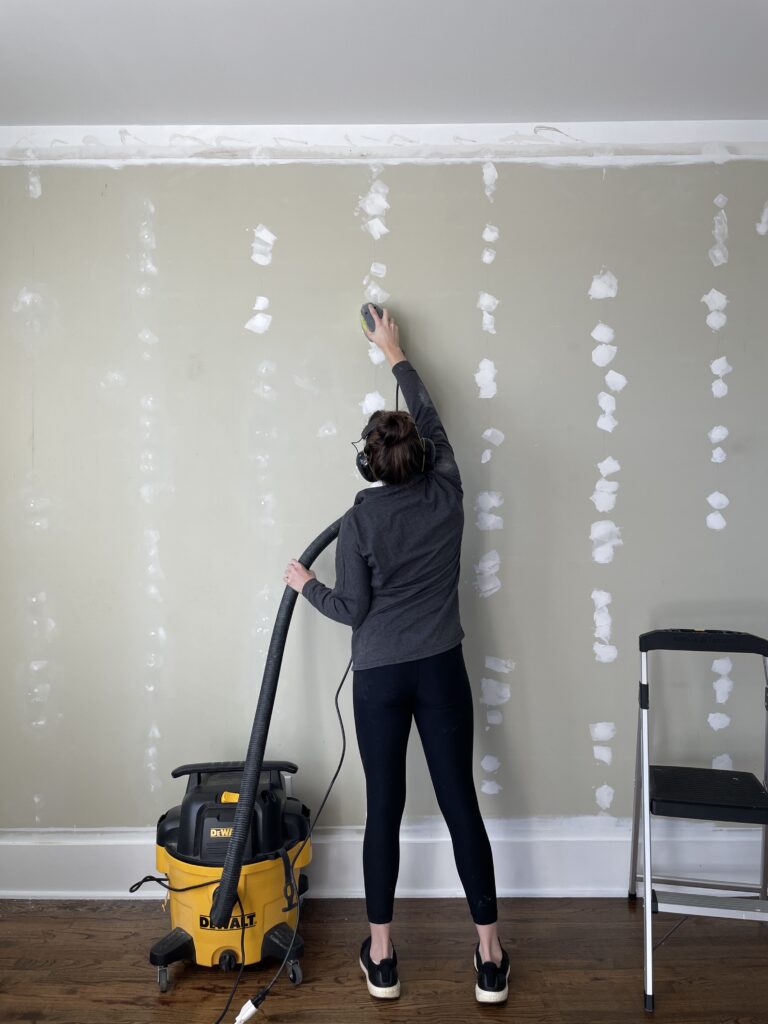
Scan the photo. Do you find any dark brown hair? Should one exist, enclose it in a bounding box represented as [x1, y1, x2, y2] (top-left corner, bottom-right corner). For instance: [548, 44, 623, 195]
[365, 411, 424, 485]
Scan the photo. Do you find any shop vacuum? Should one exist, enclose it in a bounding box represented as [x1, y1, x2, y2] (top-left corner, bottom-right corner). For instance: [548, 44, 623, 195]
[132, 517, 344, 1020]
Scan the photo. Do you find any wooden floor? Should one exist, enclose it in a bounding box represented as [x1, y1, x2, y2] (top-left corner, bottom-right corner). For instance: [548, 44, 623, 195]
[2, 897, 768, 1023]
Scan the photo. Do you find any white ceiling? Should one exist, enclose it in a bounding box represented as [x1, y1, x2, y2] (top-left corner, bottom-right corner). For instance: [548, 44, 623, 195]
[1, 0, 766, 126]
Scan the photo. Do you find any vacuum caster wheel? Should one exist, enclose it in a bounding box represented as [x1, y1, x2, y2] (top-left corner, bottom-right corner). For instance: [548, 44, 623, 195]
[287, 961, 303, 985]
[219, 950, 238, 972]
[157, 966, 170, 992]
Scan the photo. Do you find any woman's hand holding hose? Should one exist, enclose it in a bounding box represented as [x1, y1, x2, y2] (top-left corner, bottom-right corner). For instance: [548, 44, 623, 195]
[283, 560, 316, 594]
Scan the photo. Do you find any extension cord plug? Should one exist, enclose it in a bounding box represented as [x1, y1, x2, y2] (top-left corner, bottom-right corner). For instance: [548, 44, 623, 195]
[234, 999, 259, 1023]
[235, 989, 268, 1022]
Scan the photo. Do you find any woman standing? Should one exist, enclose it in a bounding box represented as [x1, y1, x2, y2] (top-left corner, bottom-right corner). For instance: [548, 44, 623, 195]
[283, 305, 508, 1003]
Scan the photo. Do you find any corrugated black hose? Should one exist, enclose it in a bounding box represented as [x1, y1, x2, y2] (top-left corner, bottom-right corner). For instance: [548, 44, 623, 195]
[209, 516, 343, 928]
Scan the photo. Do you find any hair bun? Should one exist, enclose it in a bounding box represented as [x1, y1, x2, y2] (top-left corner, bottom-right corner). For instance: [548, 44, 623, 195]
[380, 413, 412, 445]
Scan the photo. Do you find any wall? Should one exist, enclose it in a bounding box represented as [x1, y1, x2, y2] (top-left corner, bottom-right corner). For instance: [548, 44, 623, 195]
[2, 146, 767, 858]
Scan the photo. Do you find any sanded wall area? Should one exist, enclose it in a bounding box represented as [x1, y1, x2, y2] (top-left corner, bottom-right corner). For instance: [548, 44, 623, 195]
[1, 159, 767, 830]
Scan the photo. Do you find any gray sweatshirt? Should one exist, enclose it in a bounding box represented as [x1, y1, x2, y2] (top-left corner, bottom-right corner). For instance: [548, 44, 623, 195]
[302, 360, 464, 670]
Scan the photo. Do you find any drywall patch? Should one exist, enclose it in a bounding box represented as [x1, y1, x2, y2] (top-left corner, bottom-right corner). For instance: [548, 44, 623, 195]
[483, 162, 498, 201]
[485, 655, 514, 674]
[588, 269, 618, 300]
[474, 550, 501, 598]
[477, 291, 499, 335]
[360, 391, 386, 416]
[26, 168, 41, 198]
[701, 288, 728, 331]
[595, 784, 615, 811]
[251, 224, 277, 265]
[708, 712, 731, 732]
[479, 678, 511, 706]
[245, 296, 272, 335]
[709, 197, 729, 266]
[474, 491, 504, 531]
[474, 359, 497, 399]
[712, 753, 734, 770]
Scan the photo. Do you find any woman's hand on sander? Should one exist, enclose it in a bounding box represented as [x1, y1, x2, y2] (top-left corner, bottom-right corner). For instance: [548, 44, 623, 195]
[283, 559, 316, 594]
[365, 305, 406, 367]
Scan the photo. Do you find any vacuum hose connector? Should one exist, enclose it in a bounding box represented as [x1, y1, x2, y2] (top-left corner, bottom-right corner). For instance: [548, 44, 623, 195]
[209, 517, 343, 928]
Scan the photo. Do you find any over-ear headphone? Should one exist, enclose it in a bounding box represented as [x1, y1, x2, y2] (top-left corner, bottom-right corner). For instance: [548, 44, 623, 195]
[354, 417, 436, 483]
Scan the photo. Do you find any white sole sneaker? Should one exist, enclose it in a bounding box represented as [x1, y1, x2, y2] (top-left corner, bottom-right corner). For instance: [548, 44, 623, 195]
[360, 957, 401, 999]
[474, 956, 510, 1003]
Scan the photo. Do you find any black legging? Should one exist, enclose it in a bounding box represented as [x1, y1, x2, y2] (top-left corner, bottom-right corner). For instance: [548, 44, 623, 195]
[353, 643, 498, 925]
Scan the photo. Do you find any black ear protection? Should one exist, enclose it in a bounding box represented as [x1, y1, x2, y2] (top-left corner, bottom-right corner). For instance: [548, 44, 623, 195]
[353, 415, 436, 483]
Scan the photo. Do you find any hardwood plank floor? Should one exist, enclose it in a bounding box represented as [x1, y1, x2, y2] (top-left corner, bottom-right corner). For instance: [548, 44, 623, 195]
[2, 898, 768, 1023]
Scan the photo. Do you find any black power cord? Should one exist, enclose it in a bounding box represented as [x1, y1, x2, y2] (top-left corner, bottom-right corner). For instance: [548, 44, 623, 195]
[232, 655, 352, 1023]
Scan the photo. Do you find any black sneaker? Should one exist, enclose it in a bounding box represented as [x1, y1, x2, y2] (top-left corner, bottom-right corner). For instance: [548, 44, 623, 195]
[359, 936, 400, 999]
[474, 943, 510, 1003]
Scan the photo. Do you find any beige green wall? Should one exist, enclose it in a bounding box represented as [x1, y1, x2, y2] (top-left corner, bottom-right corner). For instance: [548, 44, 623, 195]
[1, 158, 767, 830]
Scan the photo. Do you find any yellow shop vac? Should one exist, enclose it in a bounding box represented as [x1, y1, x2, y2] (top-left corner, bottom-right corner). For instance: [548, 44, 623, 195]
[131, 517, 345, 1019]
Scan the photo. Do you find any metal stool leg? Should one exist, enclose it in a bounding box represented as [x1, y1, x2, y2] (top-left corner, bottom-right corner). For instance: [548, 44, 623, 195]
[640, 651, 655, 1012]
[628, 706, 642, 899]
[761, 658, 768, 900]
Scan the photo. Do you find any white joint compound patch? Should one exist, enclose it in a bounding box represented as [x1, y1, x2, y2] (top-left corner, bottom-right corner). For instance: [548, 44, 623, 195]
[367, 342, 387, 365]
[708, 712, 731, 732]
[590, 521, 623, 564]
[595, 784, 615, 811]
[597, 392, 617, 433]
[590, 721, 617, 742]
[604, 370, 627, 392]
[592, 344, 617, 368]
[477, 292, 499, 334]
[709, 207, 729, 267]
[245, 295, 272, 335]
[591, 322, 615, 344]
[482, 427, 505, 447]
[593, 745, 613, 765]
[27, 169, 42, 198]
[359, 391, 386, 416]
[712, 753, 734, 770]
[481, 754, 500, 773]
[482, 162, 498, 201]
[474, 491, 504, 531]
[251, 224, 276, 265]
[588, 269, 618, 300]
[479, 677, 511, 706]
[363, 277, 390, 305]
[481, 780, 502, 795]
[474, 550, 501, 598]
[486, 710, 503, 726]
[474, 359, 497, 399]
[590, 478, 619, 513]
[482, 224, 500, 243]
[597, 455, 621, 477]
[485, 655, 514, 674]
[708, 425, 729, 444]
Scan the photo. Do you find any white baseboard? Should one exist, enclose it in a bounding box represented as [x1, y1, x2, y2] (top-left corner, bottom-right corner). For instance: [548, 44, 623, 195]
[1, 816, 764, 901]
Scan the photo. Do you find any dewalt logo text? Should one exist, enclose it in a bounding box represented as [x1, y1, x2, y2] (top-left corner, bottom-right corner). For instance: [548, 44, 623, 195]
[210, 827, 233, 838]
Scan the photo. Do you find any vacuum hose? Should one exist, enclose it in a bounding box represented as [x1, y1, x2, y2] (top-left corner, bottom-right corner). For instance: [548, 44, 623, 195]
[209, 516, 343, 928]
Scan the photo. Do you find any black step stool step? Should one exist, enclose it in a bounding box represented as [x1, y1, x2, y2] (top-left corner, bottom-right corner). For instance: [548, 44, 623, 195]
[650, 765, 768, 824]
